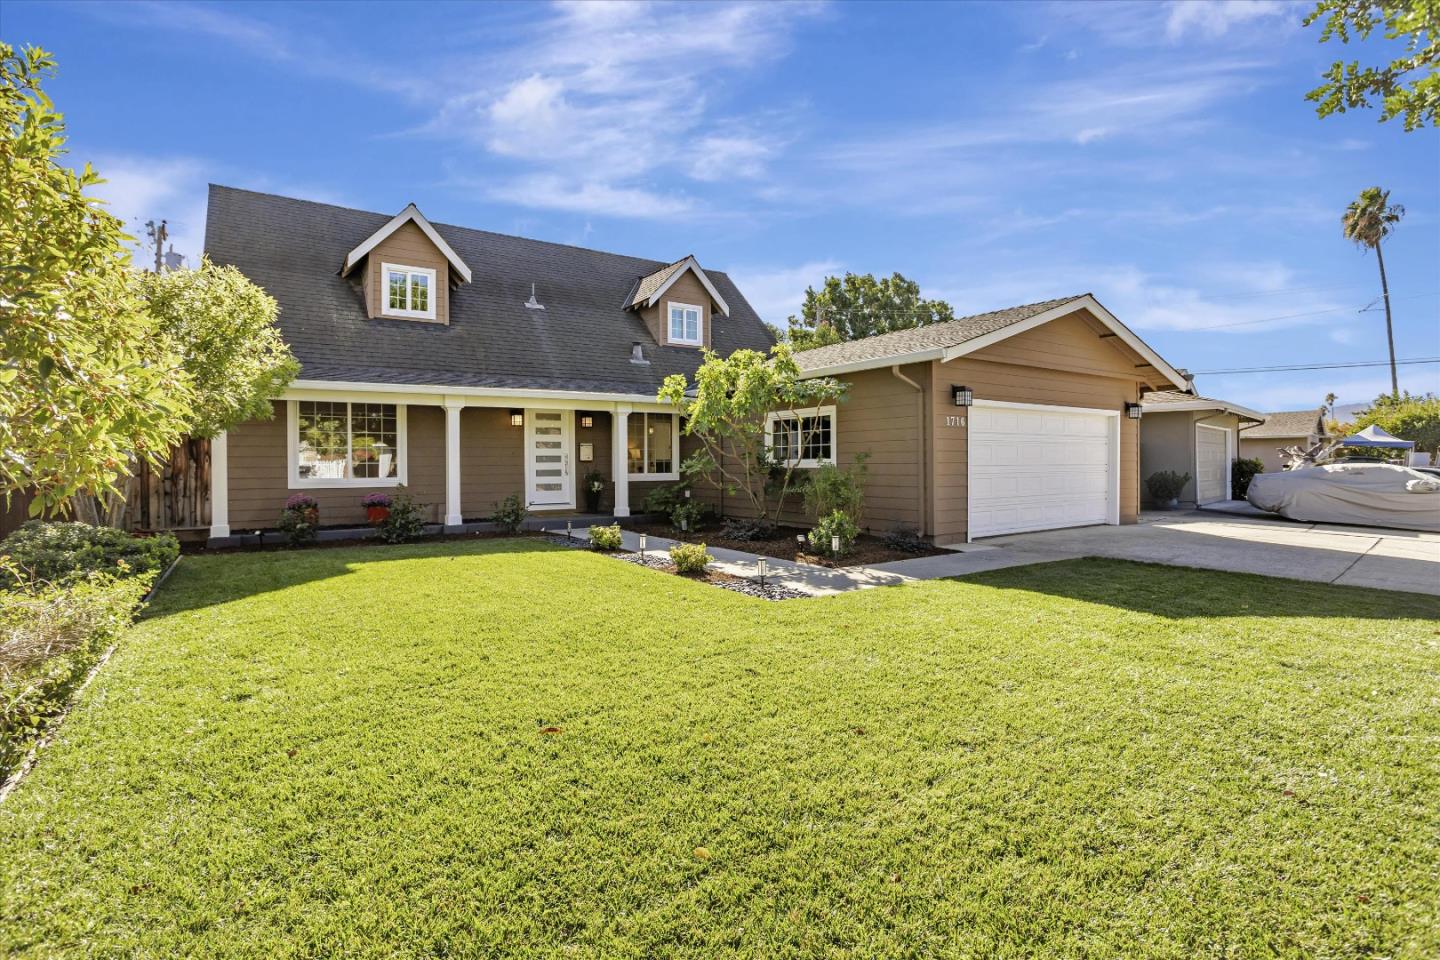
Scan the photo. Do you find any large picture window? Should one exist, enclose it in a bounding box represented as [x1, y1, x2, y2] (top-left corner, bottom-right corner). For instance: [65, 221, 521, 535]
[766, 406, 836, 468]
[380, 263, 436, 320]
[291, 400, 406, 486]
[627, 412, 678, 479]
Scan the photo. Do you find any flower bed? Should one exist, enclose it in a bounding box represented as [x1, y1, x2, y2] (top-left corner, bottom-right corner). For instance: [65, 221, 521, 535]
[621, 520, 948, 568]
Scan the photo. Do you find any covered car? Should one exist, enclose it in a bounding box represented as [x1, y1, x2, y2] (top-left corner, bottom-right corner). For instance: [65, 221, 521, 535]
[1247, 463, 1440, 532]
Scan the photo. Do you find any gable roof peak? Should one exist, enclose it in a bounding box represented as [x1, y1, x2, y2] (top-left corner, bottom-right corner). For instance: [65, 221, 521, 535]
[340, 202, 473, 283]
[627, 254, 730, 317]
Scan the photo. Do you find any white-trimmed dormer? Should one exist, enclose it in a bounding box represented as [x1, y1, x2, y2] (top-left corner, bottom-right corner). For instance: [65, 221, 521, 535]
[341, 204, 471, 325]
[626, 255, 729, 349]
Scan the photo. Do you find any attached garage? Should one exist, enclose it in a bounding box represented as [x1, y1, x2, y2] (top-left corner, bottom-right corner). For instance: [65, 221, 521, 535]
[968, 402, 1119, 537]
[791, 294, 1194, 545]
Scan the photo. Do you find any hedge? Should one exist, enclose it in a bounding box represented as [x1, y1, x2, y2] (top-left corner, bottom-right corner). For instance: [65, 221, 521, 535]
[0, 521, 179, 589]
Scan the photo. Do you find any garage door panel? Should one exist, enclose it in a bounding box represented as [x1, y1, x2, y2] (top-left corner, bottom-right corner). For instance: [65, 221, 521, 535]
[969, 404, 1115, 538]
[1195, 427, 1228, 505]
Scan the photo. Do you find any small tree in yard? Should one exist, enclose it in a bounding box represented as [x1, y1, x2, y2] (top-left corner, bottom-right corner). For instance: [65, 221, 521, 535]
[1, 44, 190, 517]
[659, 345, 847, 534]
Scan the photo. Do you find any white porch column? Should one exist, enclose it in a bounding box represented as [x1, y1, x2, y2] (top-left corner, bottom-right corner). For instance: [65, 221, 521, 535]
[208, 430, 230, 540]
[444, 400, 464, 528]
[612, 404, 631, 518]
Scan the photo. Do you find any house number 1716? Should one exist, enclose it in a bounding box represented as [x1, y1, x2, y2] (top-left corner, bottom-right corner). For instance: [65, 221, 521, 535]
[945, 415, 966, 427]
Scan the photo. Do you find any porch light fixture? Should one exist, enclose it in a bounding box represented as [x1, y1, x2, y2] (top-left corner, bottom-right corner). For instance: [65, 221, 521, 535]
[510, 410, 524, 427]
[757, 557, 768, 586]
[1125, 402, 1143, 420]
[951, 385, 973, 407]
[579, 415, 593, 429]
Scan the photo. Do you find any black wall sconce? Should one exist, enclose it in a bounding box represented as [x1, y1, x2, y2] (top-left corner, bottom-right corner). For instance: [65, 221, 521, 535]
[1125, 402, 1143, 420]
[951, 385, 973, 407]
[509, 409, 524, 427]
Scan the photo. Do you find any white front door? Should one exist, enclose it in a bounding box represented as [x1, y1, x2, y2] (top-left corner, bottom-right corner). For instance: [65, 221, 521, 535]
[968, 402, 1118, 538]
[526, 409, 573, 509]
[1195, 424, 1230, 505]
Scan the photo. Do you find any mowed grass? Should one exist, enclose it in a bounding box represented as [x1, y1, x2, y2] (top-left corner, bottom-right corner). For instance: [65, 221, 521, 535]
[2, 540, 1438, 959]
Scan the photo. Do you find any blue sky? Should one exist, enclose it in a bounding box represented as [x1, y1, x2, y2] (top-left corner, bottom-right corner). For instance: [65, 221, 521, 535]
[8, 0, 1438, 410]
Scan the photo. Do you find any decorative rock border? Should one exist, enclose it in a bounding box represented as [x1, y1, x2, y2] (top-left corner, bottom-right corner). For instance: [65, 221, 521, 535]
[542, 535, 806, 601]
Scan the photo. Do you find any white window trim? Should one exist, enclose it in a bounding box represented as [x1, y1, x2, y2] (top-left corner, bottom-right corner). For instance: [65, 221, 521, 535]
[627, 412, 681, 481]
[287, 399, 408, 488]
[380, 262, 438, 320]
[765, 405, 837, 468]
[667, 301, 704, 346]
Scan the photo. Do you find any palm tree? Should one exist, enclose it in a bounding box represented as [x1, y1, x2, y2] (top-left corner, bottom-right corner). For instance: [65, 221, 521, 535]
[1341, 187, 1404, 398]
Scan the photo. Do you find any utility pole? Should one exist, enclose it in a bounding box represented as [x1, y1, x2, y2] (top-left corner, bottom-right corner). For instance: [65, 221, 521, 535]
[144, 219, 168, 273]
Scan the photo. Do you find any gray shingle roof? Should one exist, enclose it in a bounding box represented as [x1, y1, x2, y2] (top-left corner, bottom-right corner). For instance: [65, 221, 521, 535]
[627, 257, 690, 308]
[791, 295, 1087, 372]
[1140, 390, 1264, 422]
[203, 186, 773, 395]
[1241, 409, 1329, 439]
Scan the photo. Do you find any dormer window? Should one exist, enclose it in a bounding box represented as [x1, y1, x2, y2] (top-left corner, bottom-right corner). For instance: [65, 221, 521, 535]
[668, 302, 702, 346]
[382, 263, 436, 320]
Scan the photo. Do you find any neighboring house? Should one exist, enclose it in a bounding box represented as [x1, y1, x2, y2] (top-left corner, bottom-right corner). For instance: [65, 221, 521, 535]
[1138, 391, 1264, 507]
[202, 186, 773, 542]
[789, 295, 1191, 542]
[1239, 409, 1330, 473]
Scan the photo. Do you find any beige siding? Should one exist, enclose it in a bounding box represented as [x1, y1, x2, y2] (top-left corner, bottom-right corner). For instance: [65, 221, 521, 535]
[459, 407, 523, 519]
[1140, 411, 1243, 506]
[966, 309, 1152, 381]
[362, 221, 451, 324]
[1240, 435, 1310, 474]
[638, 271, 714, 350]
[227, 401, 445, 528]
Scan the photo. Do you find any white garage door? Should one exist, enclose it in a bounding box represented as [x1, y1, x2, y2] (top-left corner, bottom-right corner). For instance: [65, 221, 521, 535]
[969, 403, 1116, 538]
[1195, 425, 1229, 505]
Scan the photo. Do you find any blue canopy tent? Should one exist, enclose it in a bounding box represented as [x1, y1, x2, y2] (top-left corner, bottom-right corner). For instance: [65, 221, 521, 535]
[1339, 424, 1415, 450]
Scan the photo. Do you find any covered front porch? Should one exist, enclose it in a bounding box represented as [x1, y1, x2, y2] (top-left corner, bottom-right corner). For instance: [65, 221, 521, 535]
[208, 384, 685, 542]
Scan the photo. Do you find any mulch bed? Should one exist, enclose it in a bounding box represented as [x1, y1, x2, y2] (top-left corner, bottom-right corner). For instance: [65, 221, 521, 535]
[620, 520, 947, 568]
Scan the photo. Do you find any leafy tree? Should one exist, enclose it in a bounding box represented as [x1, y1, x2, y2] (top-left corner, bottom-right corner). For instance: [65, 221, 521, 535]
[138, 258, 298, 437]
[1304, 0, 1439, 130]
[0, 44, 190, 516]
[658, 345, 847, 532]
[1350, 391, 1440, 461]
[1341, 186, 1404, 397]
[784, 272, 954, 349]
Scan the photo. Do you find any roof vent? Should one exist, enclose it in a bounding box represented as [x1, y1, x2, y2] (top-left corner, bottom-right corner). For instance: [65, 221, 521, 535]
[630, 341, 649, 365]
[524, 283, 545, 310]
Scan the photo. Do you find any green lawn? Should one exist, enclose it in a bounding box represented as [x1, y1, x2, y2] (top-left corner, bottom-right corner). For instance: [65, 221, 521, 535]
[2, 539, 1437, 959]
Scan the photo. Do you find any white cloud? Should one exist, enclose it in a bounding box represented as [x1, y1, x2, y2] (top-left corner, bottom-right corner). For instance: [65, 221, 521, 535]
[485, 175, 693, 219]
[690, 136, 773, 182]
[725, 260, 842, 325]
[89, 155, 209, 268]
[1164, 1, 1292, 41]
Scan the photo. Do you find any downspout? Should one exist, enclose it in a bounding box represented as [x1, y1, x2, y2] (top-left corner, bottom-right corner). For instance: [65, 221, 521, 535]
[891, 365, 927, 536]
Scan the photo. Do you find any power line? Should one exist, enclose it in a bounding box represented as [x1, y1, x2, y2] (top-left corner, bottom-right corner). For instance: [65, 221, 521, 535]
[1193, 357, 1440, 375]
[1177, 292, 1439, 331]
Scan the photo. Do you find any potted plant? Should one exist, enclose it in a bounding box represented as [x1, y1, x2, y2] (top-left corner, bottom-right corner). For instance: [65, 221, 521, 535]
[1145, 471, 1191, 510]
[279, 494, 320, 547]
[362, 492, 392, 525]
[583, 470, 605, 513]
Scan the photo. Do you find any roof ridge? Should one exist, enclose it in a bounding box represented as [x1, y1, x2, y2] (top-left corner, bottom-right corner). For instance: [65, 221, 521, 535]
[206, 184, 734, 278]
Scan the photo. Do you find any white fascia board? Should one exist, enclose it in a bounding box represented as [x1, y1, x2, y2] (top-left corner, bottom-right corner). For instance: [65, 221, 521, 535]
[341, 204, 473, 284]
[941, 294, 1189, 391]
[796, 347, 947, 379]
[1141, 398, 1266, 421]
[646, 256, 731, 317]
[286, 379, 672, 409]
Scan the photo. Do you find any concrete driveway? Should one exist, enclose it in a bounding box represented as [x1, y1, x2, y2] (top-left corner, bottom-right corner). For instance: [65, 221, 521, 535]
[981, 511, 1440, 597]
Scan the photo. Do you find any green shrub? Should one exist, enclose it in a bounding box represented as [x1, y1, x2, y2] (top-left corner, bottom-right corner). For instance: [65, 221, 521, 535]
[493, 493, 528, 534]
[719, 518, 773, 541]
[1232, 457, 1265, 499]
[641, 484, 683, 516]
[669, 542, 713, 575]
[0, 521, 179, 589]
[589, 524, 624, 551]
[277, 499, 318, 547]
[669, 499, 705, 534]
[808, 510, 860, 557]
[1, 572, 151, 780]
[377, 488, 428, 543]
[1146, 471, 1191, 503]
[802, 454, 869, 524]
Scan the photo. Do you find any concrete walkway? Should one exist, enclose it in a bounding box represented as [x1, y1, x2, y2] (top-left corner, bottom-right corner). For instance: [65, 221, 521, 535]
[555, 526, 1071, 597]
[556, 511, 1440, 599]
